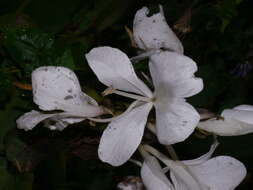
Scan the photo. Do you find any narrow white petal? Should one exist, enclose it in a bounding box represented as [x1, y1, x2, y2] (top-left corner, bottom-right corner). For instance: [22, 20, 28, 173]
[183, 141, 219, 166]
[143, 145, 203, 190]
[32, 66, 103, 117]
[141, 156, 174, 190]
[198, 118, 253, 136]
[150, 51, 203, 99]
[170, 172, 189, 190]
[17, 110, 86, 131]
[133, 6, 183, 54]
[16, 110, 56, 131]
[44, 116, 85, 131]
[222, 107, 253, 125]
[187, 156, 246, 190]
[155, 100, 200, 144]
[85, 47, 153, 97]
[98, 103, 153, 166]
[233, 104, 253, 111]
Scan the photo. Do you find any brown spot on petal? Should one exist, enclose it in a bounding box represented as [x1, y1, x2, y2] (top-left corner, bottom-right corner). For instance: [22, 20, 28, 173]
[64, 95, 73, 100]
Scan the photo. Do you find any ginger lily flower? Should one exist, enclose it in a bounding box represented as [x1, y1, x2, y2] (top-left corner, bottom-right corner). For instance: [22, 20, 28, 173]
[17, 66, 104, 131]
[198, 105, 253, 136]
[132, 5, 183, 62]
[85, 46, 203, 166]
[141, 143, 246, 190]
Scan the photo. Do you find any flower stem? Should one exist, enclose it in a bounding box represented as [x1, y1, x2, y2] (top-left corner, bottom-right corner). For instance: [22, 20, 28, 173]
[166, 145, 179, 161]
[138, 145, 150, 158]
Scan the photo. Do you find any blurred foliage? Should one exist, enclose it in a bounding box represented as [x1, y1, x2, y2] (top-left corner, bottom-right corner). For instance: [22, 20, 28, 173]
[1, 0, 253, 189]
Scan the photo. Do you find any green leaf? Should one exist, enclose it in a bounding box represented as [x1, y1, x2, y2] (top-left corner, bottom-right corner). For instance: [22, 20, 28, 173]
[55, 49, 75, 70]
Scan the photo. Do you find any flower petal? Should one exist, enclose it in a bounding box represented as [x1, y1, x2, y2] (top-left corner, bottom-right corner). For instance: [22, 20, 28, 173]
[187, 156, 246, 190]
[222, 106, 253, 125]
[198, 118, 253, 136]
[44, 116, 85, 131]
[170, 173, 189, 190]
[32, 66, 103, 117]
[16, 110, 56, 131]
[133, 6, 183, 54]
[143, 145, 202, 190]
[98, 102, 153, 166]
[86, 47, 153, 97]
[233, 104, 253, 111]
[183, 140, 219, 166]
[17, 110, 86, 131]
[141, 156, 174, 190]
[155, 100, 200, 144]
[149, 51, 203, 99]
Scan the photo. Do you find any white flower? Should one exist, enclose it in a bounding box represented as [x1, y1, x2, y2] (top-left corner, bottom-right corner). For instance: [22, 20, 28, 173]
[131, 5, 183, 62]
[85, 46, 203, 166]
[141, 143, 246, 190]
[198, 105, 253, 136]
[16, 66, 104, 131]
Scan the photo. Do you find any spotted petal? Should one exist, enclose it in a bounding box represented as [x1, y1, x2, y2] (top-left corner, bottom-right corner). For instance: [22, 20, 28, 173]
[32, 66, 103, 117]
[133, 6, 183, 54]
[98, 102, 153, 166]
[86, 47, 153, 97]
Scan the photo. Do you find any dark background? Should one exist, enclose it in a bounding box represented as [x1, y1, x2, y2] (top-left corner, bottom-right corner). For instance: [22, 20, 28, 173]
[1, 0, 253, 189]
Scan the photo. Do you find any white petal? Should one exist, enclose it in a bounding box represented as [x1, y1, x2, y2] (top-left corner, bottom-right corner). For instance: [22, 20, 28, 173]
[81, 92, 98, 106]
[85, 47, 153, 97]
[150, 51, 203, 99]
[198, 118, 253, 136]
[16, 110, 86, 131]
[16, 110, 57, 131]
[98, 102, 153, 166]
[141, 156, 174, 190]
[133, 6, 183, 54]
[183, 140, 219, 166]
[143, 145, 202, 190]
[233, 104, 253, 111]
[163, 160, 203, 190]
[170, 172, 189, 190]
[44, 116, 85, 131]
[188, 156, 246, 190]
[222, 107, 253, 125]
[32, 66, 103, 117]
[155, 100, 200, 144]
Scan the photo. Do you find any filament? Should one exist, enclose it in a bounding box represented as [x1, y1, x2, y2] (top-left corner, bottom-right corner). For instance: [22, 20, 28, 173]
[114, 90, 151, 102]
[88, 100, 140, 123]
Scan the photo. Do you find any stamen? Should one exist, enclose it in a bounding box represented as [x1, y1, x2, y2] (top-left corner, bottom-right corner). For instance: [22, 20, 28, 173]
[114, 90, 151, 102]
[88, 100, 140, 123]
